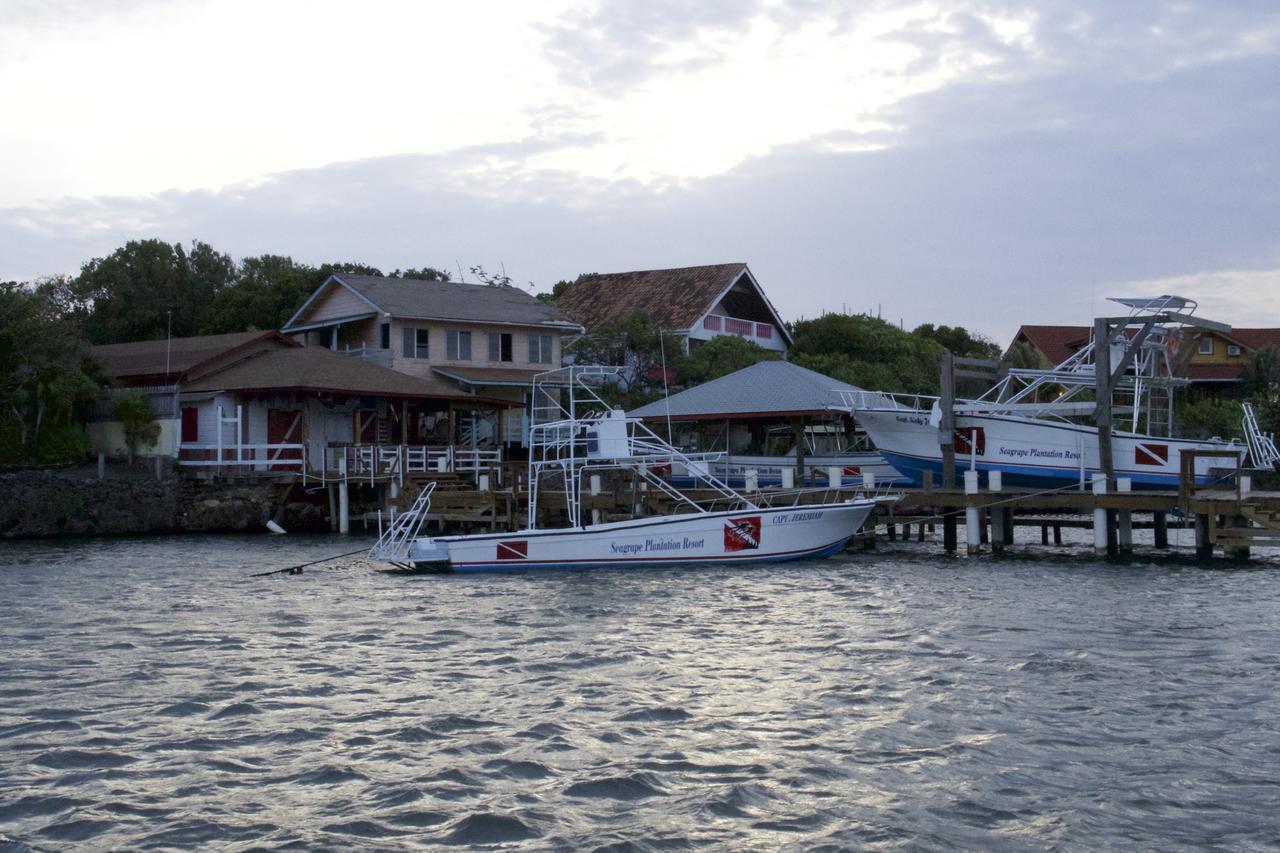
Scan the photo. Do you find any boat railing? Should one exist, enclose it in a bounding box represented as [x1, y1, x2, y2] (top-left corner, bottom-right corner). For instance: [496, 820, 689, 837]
[834, 389, 938, 413]
[1242, 402, 1280, 470]
[371, 482, 436, 563]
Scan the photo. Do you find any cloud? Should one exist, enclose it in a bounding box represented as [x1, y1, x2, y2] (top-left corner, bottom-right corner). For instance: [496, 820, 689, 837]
[2, 0, 1278, 347]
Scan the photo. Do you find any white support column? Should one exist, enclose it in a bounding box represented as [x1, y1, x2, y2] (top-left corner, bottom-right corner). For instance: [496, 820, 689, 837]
[1092, 472, 1108, 557]
[338, 452, 350, 535]
[964, 469, 981, 556]
[1117, 477, 1133, 554]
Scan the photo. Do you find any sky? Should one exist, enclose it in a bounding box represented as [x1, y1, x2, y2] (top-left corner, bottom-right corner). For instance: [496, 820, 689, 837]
[2, 0, 1278, 344]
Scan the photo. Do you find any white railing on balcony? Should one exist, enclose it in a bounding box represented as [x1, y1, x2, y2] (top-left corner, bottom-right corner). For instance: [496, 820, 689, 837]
[340, 343, 394, 368]
[701, 314, 781, 347]
[325, 444, 503, 481]
[178, 443, 308, 473]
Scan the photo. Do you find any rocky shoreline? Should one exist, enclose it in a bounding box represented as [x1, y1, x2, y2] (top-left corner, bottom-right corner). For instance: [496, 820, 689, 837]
[0, 466, 327, 538]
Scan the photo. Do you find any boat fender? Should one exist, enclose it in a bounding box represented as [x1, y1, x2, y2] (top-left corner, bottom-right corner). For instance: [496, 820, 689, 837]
[266, 520, 287, 535]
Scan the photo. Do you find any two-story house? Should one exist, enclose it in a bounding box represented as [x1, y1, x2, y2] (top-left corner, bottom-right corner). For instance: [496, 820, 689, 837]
[555, 263, 792, 354]
[281, 274, 584, 444]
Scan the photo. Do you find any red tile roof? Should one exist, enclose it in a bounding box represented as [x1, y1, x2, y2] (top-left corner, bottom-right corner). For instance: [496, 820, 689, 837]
[556, 263, 748, 331]
[1230, 328, 1280, 351]
[1009, 325, 1090, 366]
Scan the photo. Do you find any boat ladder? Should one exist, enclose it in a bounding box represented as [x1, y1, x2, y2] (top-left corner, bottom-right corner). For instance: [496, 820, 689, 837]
[371, 482, 436, 562]
[1242, 402, 1280, 470]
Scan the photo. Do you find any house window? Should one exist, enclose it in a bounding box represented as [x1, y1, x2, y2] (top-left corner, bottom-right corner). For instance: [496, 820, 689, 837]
[1227, 344, 1242, 357]
[703, 315, 722, 331]
[725, 318, 754, 336]
[756, 323, 773, 339]
[317, 328, 334, 349]
[181, 407, 199, 443]
[447, 330, 472, 360]
[528, 333, 553, 364]
[488, 332, 513, 363]
[380, 322, 391, 350]
[403, 327, 429, 359]
[1198, 336, 1214, 355]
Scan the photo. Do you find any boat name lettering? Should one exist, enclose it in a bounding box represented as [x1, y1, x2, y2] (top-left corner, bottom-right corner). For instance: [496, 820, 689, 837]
[895, 415, 928, 426]
[996, 445, 1081, 461]
[609, 536, 706, 555]
[774, 510, 825, 524]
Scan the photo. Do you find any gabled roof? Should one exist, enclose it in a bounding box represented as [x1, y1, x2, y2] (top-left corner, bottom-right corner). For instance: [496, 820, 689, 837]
[1227, 328, 1280, 351]
[181, 346, 514, 404]
[283, 274, 582, 332]
[556, 263, 793, 345]
[90, 331, 296, 383]
[1008, 325, 1089, 366]
[628, 360, 865, 421]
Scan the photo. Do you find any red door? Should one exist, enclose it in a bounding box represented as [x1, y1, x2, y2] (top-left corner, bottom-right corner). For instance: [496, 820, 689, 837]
[267, 409, 303, 468]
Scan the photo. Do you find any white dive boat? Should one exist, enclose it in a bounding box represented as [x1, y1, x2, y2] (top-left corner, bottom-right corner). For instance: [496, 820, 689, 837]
[837, 296, 1268, 490]
[371, 366, 880, 572]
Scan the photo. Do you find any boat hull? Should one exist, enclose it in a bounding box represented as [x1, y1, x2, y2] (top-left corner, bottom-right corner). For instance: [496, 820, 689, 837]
[857, 409, 1246, 489]
[671, 453, 909, 487]
[405, 500, 876, 572]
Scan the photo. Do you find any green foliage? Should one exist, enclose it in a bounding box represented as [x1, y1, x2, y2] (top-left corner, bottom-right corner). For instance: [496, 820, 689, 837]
[913, 323, 1001, 360]
[1176, 398, 1242, 440]
[113, 391, 161, 462]
[0, 281, 98, 460]
[790, 313, 945, 393]
[1004, 340, 1049, 370]
[680, 335, 779, 385]
[203, 254, 324, 334]
[389, 267, 451, 281]
[1240, 346, 1280, 398]
[537, 279, 572, 305]
[75, 239, 235, 344]
[566, 311, 685, 408]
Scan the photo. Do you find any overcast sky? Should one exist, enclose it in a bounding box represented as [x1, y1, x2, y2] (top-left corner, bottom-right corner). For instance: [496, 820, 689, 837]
[2, 0, 1278, 343]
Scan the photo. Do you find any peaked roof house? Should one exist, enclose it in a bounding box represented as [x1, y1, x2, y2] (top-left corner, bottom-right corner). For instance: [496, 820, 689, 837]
[556, 263, 793, 353]
[281, 273, 584, 397]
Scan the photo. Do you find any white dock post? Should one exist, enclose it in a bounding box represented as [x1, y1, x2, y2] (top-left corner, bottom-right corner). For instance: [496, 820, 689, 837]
[338, 453, 350, 535]
[590, 473, 602, 525]
[1241, 474, 1252, 495]
[988, 470, 1003, 492]
[478, 473, 490, 491]
[781, 468, 795, 489]
[1116, 477, 1133, 554]
[1092, 473, 1108, 557]
[745, 469, 759, 492]
[964, 469, 981, 555]
[827, 466, 842, 488]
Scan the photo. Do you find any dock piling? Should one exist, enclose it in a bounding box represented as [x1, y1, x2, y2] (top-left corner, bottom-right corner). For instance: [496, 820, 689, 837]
[1092, 473, 1108, 557]
[964, 470, 981, 555]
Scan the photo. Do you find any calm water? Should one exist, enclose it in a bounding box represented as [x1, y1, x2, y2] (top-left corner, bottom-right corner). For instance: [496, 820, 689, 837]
[2, 534, 1280, 851]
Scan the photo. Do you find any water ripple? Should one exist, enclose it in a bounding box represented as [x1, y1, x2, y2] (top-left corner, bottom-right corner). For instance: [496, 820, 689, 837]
[1, 534, 1279, 849]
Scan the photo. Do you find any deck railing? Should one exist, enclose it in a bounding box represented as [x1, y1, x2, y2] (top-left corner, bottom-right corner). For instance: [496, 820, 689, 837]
[177, 443, 307, 473]
[326, 444, 503, 480]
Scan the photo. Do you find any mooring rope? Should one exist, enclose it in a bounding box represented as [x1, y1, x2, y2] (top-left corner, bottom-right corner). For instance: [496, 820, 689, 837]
[250, 547, 370, 578]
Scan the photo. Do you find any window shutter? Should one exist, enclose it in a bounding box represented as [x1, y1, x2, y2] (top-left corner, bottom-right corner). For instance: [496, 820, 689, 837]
[403, 327, 415, 358]
[488, 332, 500, 362]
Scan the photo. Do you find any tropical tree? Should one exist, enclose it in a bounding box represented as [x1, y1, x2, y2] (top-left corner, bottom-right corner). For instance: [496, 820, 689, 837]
[74, 239, 235, 343]
[913, 323, 1002, 360]
[790, 313, 944, 393]
[680, 335, 779, 385]
[114, 391, 160, 463]
[0, 280, 97, 458]
[389, 267, 451, 281]
[566, 311, 685, 408]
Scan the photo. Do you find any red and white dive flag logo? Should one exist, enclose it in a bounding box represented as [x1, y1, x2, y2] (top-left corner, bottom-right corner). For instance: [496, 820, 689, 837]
[1134, 443, 1169, 466]
[497, 540, 528, 560]
[724, 516, 762, 552]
